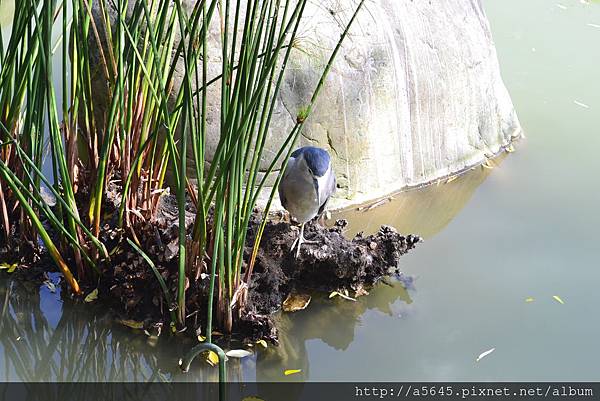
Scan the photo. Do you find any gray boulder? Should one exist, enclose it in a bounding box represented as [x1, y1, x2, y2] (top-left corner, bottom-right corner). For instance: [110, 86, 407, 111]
[91, 0, 521, 210]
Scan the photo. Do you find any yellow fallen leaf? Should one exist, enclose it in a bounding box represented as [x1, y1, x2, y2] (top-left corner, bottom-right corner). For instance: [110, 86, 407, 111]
[7, 264, 17, 273]
[256, 339, 268, 349]
[84, 288, 98, 303]
[553, 295, 565, 305]
[284, 369, 302, 376]
[205, 350, 219, 367]
[118, 319, 144, 330]
[525, 297, 534, 303]
[198, 335, 206, 342]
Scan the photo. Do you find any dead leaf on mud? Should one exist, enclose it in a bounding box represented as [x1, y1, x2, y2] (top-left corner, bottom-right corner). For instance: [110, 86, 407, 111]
[282, 293, 311, 312]
[118, 319, 145, 330]
[354, 285, 369, 298]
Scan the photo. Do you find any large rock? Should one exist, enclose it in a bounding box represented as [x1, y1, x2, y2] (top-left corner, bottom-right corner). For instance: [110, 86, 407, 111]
[91, 0, 521, 210]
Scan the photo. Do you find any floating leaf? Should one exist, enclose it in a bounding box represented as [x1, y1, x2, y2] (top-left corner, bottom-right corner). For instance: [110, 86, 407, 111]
[226, 349, 252, 358]
[205, 350, 220, 367]
[84, 288, 98, 303]
[329, 291, 356, 302]
[525, 297, 534, 303]
[482, 160, 494, 169]
[553, 295, 565, 305]
[445, 175, 458, 184]
[574, 100, 590, 109]
[284, 369, 302, 376]
[118, 319, 144, 330]
[476, 348, 495, 362]
[43, 280, 57, 293]
[256, 339, 268, 349]
[282, 293, 311, 312]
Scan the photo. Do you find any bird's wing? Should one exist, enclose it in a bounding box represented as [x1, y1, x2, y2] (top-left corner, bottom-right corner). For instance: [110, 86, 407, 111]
[278, 156, 296, 209]
[316, 165, 336, 214]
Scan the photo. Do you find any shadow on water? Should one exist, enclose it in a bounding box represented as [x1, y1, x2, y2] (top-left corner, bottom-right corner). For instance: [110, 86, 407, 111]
[331, 160, 502, 238]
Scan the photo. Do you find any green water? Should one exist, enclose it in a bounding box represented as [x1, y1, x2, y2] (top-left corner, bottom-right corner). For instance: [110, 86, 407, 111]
[2, 0, 600, 382]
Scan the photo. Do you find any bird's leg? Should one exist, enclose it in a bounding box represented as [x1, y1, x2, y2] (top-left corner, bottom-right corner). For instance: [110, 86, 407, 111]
[290, 223, 303, 257]
[290, 223, 319, 258]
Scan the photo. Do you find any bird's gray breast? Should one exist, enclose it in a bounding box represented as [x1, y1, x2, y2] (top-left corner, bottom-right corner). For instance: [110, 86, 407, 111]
[279, 156, 320, 223]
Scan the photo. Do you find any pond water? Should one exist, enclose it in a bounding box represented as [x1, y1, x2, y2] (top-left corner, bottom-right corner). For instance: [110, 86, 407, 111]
[2, 0, 600, 383]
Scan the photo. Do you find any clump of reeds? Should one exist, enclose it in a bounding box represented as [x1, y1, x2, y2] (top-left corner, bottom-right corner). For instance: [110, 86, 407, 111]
[0, 0, 364, 341]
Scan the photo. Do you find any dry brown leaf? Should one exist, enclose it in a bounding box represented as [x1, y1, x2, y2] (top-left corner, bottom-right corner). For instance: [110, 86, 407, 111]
[282, 293, 311, 312]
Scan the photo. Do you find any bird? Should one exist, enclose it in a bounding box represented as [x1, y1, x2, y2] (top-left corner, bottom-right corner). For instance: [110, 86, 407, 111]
[278, 146, 336, 257]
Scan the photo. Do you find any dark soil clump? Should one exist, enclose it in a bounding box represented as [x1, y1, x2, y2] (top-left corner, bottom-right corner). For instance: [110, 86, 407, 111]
[2, 188, 421, 344]
[247, 219, 421, 317]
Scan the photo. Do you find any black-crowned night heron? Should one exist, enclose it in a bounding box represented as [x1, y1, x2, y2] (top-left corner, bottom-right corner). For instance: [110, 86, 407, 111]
[279, 146, 336, 257]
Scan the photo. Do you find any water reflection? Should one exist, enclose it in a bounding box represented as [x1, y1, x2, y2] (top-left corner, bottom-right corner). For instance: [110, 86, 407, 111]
[0, 156, 498, 383]
[256, 281, 412, 382]
[0, 276, 220, 382]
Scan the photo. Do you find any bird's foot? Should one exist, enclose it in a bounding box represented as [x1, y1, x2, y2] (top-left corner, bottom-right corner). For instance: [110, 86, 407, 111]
[278, 209, 290, 223]
[290, 229, 319, 258]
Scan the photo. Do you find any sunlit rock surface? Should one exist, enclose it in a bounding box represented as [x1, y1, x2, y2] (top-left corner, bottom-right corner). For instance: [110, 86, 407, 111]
[91, 0, 522, 209]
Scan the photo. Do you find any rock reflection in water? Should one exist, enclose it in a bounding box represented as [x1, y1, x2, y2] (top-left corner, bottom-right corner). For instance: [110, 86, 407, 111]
[332, 158, 503, 238]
